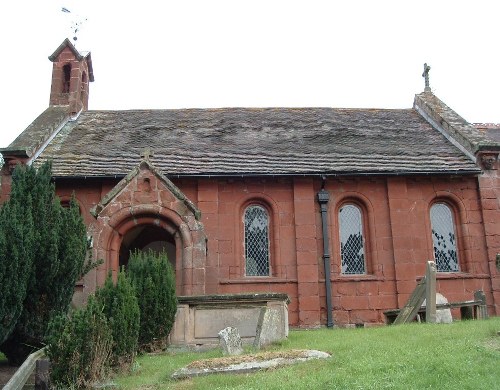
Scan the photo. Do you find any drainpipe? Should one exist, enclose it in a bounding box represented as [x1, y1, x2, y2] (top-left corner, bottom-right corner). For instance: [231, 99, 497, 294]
[317, 186, 333, 328]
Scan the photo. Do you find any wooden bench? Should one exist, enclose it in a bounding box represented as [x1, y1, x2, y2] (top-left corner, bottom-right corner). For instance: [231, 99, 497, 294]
[384, 290, 488, 324]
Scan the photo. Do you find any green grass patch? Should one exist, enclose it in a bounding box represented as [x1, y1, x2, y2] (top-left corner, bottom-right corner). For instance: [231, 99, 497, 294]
[115, 318, 500, 389]
[0, 353, 6, 363]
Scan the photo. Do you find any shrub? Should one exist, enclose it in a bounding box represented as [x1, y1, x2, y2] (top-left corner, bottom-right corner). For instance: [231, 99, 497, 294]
[96, 271, 140, 367]
[127, 250, 177, 350]
[46, 296, 112, 388]
[0, 161, 94, 365]
[0, 171, 35, 345]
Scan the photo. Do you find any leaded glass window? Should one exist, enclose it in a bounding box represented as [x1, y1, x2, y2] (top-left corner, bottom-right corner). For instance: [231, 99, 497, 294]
[430, 203, 459, 272]
[339, 204, 366, 275]
[244, 205, 270, 276]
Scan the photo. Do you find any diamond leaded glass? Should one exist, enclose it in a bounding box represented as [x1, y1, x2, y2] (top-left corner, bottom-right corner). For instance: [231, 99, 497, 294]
[339, 204, 366, 274]
[244, 205, 270, 276]
[430, 203, 459, 272]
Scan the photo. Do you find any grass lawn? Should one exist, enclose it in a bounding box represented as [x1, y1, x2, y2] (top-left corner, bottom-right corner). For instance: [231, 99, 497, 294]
[116, 317, 500, 389]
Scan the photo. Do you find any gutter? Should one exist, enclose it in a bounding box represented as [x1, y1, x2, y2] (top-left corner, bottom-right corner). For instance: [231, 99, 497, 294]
[51, 169, 481, 181]
[164, 170, 481, 178]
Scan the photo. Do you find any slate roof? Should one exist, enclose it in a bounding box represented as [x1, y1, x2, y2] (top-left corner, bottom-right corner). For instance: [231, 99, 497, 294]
[474, 123, 500, 144]
[20, 106, 479, 177]
[414, 92, 500, 154]
[5, 106, 69, 158]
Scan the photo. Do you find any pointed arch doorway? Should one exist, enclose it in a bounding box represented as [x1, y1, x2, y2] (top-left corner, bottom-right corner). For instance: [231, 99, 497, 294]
[116, 218, 182, 292]
[119, 224, 176, 270]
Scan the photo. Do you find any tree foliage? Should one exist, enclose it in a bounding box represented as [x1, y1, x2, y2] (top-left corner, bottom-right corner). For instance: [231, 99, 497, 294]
[0, 161, 91, 364]
[127, 250, 177, 350]
[0, 166, 35, 345]
[96, 271, 140, 367]
[46, 296, 113, 388]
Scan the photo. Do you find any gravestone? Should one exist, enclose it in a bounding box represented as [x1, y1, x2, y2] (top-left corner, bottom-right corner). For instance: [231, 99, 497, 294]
[218, 327, 243, 356]
[253, 307, 284, 349]
[423, 293, 452, 323]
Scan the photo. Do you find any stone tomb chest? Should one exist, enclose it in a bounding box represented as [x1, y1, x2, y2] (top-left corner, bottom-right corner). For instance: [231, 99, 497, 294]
[169, 293, 290, 349]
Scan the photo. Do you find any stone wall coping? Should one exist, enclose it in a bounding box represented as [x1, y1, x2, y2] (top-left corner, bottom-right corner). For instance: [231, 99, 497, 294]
[178, 293, 290, 305]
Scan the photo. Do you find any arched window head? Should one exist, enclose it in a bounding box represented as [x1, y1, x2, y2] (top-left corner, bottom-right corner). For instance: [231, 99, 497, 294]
[62, 64, 71, 93]
[81, 72, 87, 91]
[244, 205, 270, 276]
[339, 204, 366, 275]
[430, 203, 459, 272]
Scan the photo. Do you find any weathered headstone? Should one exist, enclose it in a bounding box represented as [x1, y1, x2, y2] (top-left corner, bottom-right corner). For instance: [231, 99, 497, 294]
[218, 327, 243, 356]
[423, 293, 452, 323]
[253, 308, 267, 350]
[254, 307, 285, 349]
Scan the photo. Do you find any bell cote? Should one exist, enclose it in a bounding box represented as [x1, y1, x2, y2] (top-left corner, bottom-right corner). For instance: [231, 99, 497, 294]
[48, 38, 94, 115]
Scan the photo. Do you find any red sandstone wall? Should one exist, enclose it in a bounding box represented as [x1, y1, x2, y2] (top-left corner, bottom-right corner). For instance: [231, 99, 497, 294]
[49, 46, 90, 113]
[478, 170, 500, 314]
[49, 174, 496, 327]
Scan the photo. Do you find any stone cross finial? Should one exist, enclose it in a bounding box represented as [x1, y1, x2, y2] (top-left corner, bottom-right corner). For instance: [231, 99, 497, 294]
[422, 63, 431, 92]
[141, 147, 154, 160]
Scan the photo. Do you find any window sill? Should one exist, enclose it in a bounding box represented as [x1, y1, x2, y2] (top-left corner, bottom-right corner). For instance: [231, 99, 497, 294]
[219, 278, 298, 284]
[418, 273, 490, 281]
[327, 274, 384, 283]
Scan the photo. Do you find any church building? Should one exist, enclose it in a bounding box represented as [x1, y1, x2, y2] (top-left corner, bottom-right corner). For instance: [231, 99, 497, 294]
[1, 39, 499, 327]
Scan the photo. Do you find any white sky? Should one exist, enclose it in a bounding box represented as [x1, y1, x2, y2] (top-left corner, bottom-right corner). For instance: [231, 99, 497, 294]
[1, 0, 499, 148]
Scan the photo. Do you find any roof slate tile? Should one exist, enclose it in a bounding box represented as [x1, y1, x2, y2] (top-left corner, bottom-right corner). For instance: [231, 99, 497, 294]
[29, 107, 479, 177]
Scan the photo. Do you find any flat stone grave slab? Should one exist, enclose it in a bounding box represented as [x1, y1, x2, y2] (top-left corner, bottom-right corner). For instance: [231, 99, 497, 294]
[171, 349, 331, 379]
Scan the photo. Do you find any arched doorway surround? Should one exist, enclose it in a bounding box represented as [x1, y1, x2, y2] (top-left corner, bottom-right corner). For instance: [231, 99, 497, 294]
[119, 224, 176, 269]
[89, 159, 206, 295]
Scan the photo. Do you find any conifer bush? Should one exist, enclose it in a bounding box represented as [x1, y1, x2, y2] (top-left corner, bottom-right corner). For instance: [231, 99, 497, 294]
[46, 296, 112, 389]
[0, 161, 93, 364]
[0, 166, 35, 345]
[127, 250, 177, 351]
[96, 271, 140, 367]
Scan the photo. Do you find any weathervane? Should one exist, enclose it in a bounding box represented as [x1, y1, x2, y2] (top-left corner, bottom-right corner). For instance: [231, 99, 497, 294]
[61, 7, 87, 45]
[422, 63, 431, 92]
